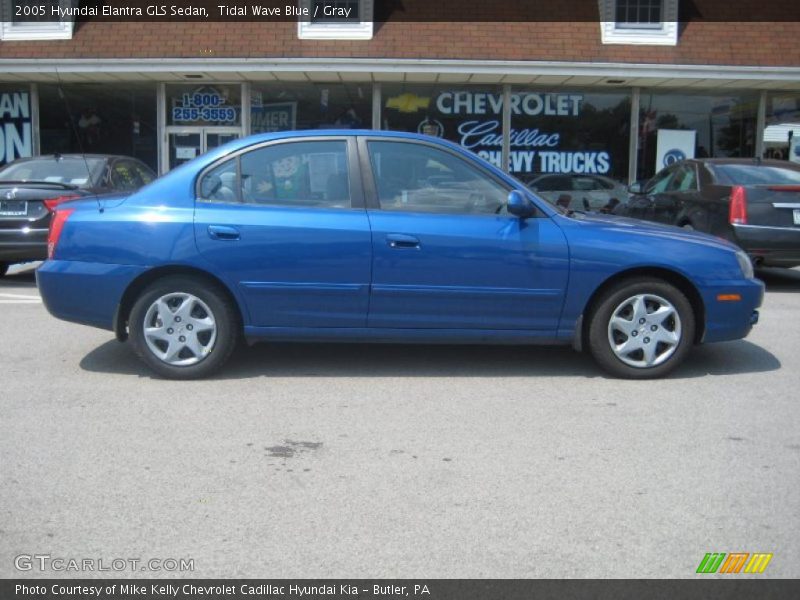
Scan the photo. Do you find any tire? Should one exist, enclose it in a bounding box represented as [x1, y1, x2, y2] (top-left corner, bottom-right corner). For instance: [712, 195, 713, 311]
[588, 278, 695, 379]
[128, 276, 240, 379]
[0, 263, 8, 278]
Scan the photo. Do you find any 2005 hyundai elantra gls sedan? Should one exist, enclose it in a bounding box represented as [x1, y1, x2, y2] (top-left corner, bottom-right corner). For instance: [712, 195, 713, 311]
[37, 131, 763, 379]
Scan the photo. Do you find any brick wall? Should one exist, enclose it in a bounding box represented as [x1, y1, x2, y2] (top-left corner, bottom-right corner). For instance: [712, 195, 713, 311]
[0, 20, 798, 66]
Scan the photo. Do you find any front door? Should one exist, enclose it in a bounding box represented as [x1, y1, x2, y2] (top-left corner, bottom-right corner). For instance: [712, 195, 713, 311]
[360, 138, 570, 332]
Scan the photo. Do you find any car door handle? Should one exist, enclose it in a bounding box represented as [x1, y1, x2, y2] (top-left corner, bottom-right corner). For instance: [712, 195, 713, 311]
[386, 234, 420, 249]
[207, 225, 240, 241]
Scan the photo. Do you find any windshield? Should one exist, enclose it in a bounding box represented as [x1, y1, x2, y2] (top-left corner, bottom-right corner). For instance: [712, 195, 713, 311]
[714, 164, 800, 186]
[0, 157, 106, 187]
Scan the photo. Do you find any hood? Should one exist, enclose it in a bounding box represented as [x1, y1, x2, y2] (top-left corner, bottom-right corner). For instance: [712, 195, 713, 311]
[558, 211, 740, 253]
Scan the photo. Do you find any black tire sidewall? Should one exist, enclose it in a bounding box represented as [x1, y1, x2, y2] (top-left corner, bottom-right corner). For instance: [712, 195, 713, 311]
[128, 276, 239, 379]
[588, 278, 696, 379]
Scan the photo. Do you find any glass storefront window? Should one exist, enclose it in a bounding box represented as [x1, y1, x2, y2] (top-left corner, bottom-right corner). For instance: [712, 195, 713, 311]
[166, 83, 241, 127]
[510, 88, 631, 183]
[382, 83, 502, 159]
[250, 82, 372, 133]
[0, 84, 33, 167]
[382, 85, 630, 186]
[764, 93, 800, 161]
[637, 90, 758, 180]
[38, 83, 158, 171]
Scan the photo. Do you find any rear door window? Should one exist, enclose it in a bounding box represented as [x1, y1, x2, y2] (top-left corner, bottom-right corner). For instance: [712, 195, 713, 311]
[714, 164, 800, 185]
[197, 141, 352, 209]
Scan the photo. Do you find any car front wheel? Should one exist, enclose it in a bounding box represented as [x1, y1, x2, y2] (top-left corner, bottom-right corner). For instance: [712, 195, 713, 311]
[588, 278, 695, 379]
[128, 276, 239, 379]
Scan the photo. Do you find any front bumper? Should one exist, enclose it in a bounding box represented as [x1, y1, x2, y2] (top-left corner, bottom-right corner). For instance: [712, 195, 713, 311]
[733, 223, 800, 267]
[700, 277, 765, 344]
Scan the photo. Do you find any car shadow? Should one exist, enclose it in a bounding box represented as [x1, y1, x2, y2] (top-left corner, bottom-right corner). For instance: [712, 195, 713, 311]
[79, 338, 779, 381]
[756, 267, 800, 293]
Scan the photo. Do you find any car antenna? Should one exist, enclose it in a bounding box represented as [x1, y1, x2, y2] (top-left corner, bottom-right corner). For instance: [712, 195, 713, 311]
[55, 67, 104, 213]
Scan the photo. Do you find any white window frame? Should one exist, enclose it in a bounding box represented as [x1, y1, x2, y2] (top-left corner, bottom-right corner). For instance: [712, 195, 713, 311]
[1, 0, 73, 41]
[297, 0, 373, 40]
[598, 0, 678, 46]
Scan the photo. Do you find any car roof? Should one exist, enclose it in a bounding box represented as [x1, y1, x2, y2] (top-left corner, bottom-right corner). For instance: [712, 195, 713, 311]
[220, 129, 462, 151]
[196, 129, 497, 174]
[12, 154, 131, 162]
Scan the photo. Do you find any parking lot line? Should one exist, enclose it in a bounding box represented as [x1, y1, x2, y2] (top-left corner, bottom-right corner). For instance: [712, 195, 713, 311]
[0, 293, 41, 303]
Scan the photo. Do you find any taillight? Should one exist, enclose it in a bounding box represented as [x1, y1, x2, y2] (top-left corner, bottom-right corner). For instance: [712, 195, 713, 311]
[43, 194, 80, 212]
[729, 185, 747, 225]
[47, 208, 75, 259]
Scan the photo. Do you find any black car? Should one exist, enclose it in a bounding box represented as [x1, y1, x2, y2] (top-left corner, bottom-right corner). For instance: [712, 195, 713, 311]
[0, 154, 156, 276]
[621, 158, 800, 268]
[523, 173, 629, 213]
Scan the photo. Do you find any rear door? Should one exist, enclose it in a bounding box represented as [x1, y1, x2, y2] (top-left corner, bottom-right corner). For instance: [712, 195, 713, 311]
[359, 137, 569, 331]
[194, 137, 372, 328]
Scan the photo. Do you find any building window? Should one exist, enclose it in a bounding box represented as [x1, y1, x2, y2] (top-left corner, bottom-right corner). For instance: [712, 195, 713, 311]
[297, 0, 373, 40]
[615, 0, 663, 28]
[598, 0, 677, 45]
[38, 83, 158, 172]
[0, 0, 73, 41]
[763, 94, 800, 161]
[250, 82, 371, 133]
[636, 90, 759, 180]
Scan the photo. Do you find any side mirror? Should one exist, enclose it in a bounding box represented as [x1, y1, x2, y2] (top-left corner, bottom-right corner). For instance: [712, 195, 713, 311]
[507, 189, 536, 218]
[627, 181, 645, 195]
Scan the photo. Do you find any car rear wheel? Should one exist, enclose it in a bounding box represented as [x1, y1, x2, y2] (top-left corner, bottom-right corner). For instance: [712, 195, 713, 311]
[588, 278, 695, 379]
[128, 276, 239, 379]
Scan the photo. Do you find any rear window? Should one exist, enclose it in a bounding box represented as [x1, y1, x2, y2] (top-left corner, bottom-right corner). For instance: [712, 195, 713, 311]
[0, 158, 105, 187]
[713, 164, 800, 186]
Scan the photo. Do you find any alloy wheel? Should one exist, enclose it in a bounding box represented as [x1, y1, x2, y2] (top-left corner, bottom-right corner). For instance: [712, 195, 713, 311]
[142, 292, 217, 366]
[606, 293, 682, 368]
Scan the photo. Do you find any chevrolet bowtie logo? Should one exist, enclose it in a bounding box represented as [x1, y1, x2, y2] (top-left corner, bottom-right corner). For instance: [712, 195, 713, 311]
[697, 552, 773, 574]
[386, 93, 430, 113]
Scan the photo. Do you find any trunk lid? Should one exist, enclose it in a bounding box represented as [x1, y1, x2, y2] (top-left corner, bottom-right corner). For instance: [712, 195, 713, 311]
[740, 185, 800, 228]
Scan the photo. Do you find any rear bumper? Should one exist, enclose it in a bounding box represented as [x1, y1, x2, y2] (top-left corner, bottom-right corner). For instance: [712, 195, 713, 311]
[700, 277, 765, 343]
[37, 260, 147, 331]
[0, 228, 48, 262]
[733, 224, 800, 267]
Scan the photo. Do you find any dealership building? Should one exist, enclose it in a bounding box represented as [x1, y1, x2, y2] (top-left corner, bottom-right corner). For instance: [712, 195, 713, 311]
[1, 0, 799, 183]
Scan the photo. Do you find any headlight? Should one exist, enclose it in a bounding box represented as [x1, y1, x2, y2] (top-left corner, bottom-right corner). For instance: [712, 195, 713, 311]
[736, 250, 754, 279]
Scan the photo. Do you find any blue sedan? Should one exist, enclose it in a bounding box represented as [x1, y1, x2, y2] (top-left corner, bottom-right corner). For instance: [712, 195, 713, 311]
[37, 131, 763, 379]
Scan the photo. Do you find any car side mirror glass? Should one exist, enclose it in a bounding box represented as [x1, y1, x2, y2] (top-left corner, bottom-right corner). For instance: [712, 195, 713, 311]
[507, 189, 535, 218]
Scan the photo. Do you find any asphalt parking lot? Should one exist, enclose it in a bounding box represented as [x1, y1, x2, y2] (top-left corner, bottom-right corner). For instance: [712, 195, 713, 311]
[1, 263, 799, 578]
